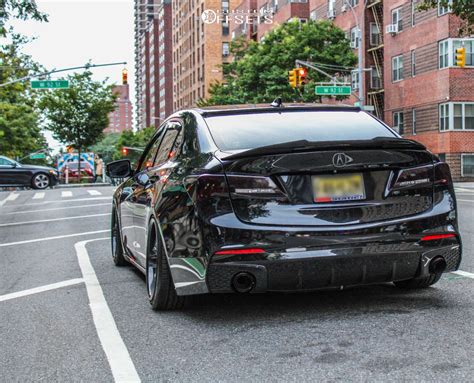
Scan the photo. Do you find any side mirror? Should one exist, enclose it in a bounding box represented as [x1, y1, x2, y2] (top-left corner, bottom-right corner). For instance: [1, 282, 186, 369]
[106, 160, 133, 178]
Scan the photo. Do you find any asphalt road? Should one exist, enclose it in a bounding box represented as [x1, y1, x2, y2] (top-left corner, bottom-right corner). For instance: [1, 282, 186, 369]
[0, 186, 473, 382]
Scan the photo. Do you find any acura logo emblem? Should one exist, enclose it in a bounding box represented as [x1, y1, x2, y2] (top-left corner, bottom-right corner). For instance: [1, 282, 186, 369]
[332, 153, 353, 167]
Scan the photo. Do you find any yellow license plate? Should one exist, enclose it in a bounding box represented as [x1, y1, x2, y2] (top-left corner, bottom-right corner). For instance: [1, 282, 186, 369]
[312, 174, 365, 202]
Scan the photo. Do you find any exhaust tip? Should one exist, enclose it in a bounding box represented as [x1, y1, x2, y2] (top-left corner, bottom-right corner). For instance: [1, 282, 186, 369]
[232, 272, 256, 293]
[429, 256, 447, 274]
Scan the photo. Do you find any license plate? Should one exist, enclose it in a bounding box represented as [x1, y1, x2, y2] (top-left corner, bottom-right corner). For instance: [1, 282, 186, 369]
[312, 173, 365, 202]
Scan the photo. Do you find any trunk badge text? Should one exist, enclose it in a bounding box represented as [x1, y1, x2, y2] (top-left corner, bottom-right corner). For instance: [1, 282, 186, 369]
[332, 153, 354, 167]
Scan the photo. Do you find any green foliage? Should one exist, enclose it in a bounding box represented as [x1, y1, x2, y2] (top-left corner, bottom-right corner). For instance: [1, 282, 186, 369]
[418, 1, 474, 35]
[200, 19, 357, 106]
[0, 33, 47, 158]
[39, 70, 117, 150]
[0, 0, 48, 37]
[90, 132, 120, 164]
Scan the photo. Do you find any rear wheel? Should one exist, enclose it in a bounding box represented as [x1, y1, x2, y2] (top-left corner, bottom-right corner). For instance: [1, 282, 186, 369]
[147, 220, 185, 311]
[394, 273, 442, 289]
[32, 173, 50, 189]
[111, 210, 127, 266]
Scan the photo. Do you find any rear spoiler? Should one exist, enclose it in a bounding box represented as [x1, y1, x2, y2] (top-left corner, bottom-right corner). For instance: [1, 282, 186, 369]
[221, 137, 426, 161]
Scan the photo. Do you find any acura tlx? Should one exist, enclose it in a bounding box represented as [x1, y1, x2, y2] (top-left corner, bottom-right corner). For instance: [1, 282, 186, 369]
[107, 104, 461, 310]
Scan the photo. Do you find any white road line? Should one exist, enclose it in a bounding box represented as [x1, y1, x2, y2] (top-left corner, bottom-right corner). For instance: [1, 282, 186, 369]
[451, 270, 474, 279]
[3, 196, 110, 207]
[3, 202, 111, 215]
[88, 190, 102, 196]
[457, 199, 473, 203]
[0, 192, 19, 207]
[0, 278, 84, 303]
[455, 188, 474, 193]
[0, 213, 110, 228]
[32, 192, 45, 200]
[61, 191, 73, 198]
[75, 239, 141, 382]
[0, 230, 109, 247]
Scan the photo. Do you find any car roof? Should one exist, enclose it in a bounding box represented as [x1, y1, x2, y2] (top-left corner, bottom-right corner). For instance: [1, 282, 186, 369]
[190, 103, 360, 117]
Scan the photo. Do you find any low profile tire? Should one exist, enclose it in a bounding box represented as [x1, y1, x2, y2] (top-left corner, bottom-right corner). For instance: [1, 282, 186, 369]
[111, 210, 127, 266]
[394, 273, 442, 289]
[147, 220, 185, 311]
[32, 173, 50, 189]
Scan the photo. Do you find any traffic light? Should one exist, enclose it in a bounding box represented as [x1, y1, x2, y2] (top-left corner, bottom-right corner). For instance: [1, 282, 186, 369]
[288, 69, 297, 88]
[122, 68, 128, 84]
[455, 47, 466, 68]
[297, 67, 308, 87]
[122, 147, 128, 156]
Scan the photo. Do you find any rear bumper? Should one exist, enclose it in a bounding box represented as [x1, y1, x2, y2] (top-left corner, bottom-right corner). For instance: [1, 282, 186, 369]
[206, 244, 461, 293]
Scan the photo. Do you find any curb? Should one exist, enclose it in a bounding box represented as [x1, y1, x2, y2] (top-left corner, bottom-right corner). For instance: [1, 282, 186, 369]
[55, 183, 112, 188]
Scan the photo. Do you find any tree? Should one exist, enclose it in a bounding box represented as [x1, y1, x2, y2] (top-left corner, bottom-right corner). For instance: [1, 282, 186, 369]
[200, 19, 357, 106]
[418, 1, 474, 35]
[0, 33, 47, 158]
[90, 132, 120, 164]
[0, 0, 48, 37]
[39, 71, 117, 180]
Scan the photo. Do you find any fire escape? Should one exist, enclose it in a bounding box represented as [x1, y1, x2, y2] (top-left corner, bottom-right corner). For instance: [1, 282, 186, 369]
[366, 0, 384, 119]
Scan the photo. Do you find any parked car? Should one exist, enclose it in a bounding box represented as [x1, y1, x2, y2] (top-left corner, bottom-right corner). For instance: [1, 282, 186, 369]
[0, 155, 58, 189]
[107, 104, 461, 310]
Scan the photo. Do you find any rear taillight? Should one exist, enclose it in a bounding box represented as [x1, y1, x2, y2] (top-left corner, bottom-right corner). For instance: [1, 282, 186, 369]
[226, 174, 287, 199]
[434, 162, 452, 186]
[214, 248, 266, 255]
[392, 164, 433, 189]
[420, 233, 456, 241]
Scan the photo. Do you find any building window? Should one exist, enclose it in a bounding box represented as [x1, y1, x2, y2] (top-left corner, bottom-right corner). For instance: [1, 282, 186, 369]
[393, 111, 404, 134]
[392, 55, 403, 82]
[370, 67, 381, 89]
[370, 23, 380, 46]
[439, 40, 449, 68]
[310, 10, 317, 20]
[347, 0, 358, 6]
[411, 0, 416, 26]
[222, 42, 230, 57]
[439, 103, 474, 131]
[411, 50, 416, 76]
[391, 7, 403, 32]
[438, 0, 452, 16]
[350, 27, 359, 48]
[462, 154, 474, 177]
[351, 71, 359, 90]
[412, 109, 416, 135]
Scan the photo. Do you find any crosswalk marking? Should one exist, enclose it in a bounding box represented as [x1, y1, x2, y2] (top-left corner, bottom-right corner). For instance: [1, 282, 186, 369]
[32, 192, 45, 200]
[0, 192, 19, 207]
[87, 190, 102, 196]
[61, 191, 73, 198]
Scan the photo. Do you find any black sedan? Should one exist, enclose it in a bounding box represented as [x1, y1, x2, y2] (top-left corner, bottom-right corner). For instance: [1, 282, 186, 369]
[0, 155, 58, 189]
[107, 104, 461, 310]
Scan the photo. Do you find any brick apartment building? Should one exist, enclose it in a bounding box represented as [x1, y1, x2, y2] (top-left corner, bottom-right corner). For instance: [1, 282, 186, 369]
[104, 84, 133, 134]
[232, 0, 473, 181]
[134, 0, 173, 129]
[172, 0, 239, 110]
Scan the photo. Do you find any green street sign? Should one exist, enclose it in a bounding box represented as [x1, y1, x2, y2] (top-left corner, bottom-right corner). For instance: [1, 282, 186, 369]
[31, 80, 69, 89]
[29, 153, 46, 159]
[315, 86, 352, 96]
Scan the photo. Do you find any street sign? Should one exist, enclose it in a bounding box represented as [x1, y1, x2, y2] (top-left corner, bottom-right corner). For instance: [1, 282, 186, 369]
[31, 80, 69, 89]
[29, 153, 46, 160]
[315, 85, 352, 96]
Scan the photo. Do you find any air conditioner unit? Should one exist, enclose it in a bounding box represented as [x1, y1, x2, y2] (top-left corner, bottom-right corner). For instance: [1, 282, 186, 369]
[386, 24, 399, 34]
[327, 9, 336, 19]
[341, 4, 348, 12]
[350, 41, 357, 49]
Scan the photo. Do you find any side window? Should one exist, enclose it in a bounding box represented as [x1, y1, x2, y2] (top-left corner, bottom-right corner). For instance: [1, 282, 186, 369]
[138, 131, 163, 172]
[154, 123, 180, 166]
[0, 158, 13, 166]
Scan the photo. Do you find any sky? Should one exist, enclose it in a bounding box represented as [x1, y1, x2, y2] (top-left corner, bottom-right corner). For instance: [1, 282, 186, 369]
[9, 0, 135, 151]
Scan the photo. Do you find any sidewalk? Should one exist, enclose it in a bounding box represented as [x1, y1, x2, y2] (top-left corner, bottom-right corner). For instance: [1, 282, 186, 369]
[56, 182, 112, 188]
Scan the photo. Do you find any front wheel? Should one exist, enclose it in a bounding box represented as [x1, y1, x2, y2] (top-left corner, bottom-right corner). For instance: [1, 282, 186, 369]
[32, 173, 50, 189]
[393, 273, 442, 289]
[147, 220, 185, 310]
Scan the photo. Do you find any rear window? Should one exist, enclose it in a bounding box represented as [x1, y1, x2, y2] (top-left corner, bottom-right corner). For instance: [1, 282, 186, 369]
[204, 110, 396, 151]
